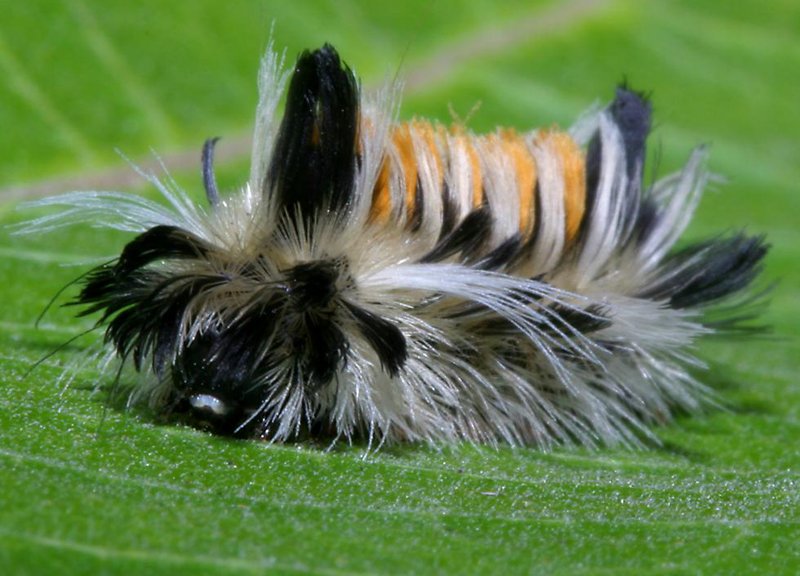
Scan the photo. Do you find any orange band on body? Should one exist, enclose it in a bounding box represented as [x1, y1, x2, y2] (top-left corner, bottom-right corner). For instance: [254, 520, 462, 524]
[392, 124, 419, 223]
[497, 129, 537, 238]
[369, 123, 418, 224]
[543, 131, 586, 246]
[369, 158, 392, 223]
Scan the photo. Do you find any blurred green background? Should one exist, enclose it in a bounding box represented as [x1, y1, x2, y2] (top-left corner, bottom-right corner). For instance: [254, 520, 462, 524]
[1, 1, 798, 574]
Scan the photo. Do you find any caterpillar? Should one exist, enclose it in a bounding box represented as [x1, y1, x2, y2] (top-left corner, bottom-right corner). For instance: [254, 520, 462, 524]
[24, 43, 768, 448]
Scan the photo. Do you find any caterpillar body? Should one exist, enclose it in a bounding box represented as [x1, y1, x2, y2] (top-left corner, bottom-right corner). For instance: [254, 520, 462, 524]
[27, 44, 768, 448]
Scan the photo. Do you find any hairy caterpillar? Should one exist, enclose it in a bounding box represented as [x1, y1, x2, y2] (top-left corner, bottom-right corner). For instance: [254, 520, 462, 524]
[24, 43, 768, 448]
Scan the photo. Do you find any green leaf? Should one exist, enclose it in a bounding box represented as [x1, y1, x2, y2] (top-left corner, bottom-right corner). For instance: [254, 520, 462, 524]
[1, 1, 798, 574]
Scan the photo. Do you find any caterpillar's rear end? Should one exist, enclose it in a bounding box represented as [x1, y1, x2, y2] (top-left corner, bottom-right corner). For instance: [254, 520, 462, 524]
[26, 44, 768, 447]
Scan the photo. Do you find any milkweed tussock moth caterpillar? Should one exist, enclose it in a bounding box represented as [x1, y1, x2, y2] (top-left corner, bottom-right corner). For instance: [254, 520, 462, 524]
[22, 43, 768, 448]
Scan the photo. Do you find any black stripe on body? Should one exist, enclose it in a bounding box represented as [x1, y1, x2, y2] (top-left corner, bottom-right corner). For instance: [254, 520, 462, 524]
[610, 85, 651, 182]
[579, 86, 653, 248]
[267, 44, 359, 223]
[407, 176, 424, 232]
[114, 225, 212, 276]
[344, 302, 408, 377]
[420, 206, 492, 264]
[438, 182, 459, 240]
[641, 234, 769, 309]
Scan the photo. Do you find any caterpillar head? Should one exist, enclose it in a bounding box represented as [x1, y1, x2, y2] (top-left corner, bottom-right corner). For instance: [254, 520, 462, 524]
[78, 223, 408, 437]
[76, 45, 408, 438]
